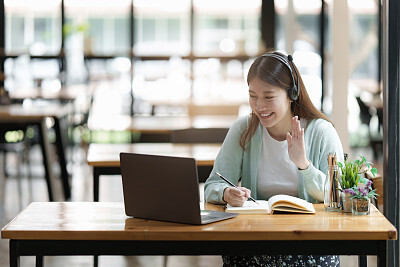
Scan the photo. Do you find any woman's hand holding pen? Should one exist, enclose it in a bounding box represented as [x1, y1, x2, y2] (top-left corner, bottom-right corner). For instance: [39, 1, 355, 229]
[223, 187, 251, 207]
[286, 116, 310, 170]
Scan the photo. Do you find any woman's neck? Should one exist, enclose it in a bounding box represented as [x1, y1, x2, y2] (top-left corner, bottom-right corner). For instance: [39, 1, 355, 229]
[266, 112, 294, 141]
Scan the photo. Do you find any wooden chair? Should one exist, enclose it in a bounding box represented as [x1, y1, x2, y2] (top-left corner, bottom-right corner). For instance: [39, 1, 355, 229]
[188, 104, 239, 116]
[170, 128, 228, 183]
[355, 96, 372, 125]
[0, 129, 31, 209]
[356, 96, 383, 160]
[170, 128, 229, 144]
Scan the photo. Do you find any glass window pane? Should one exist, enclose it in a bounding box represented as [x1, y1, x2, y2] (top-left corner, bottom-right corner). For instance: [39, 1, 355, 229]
[193, 0, 261, 56]
[5, 0, 62, 55]
[9, 16, 25, 50]
[115, 18, 130, 53]
[347, 0, 380, 147]
[133, 0, 191, 56]
[87, 18, 104, 54]
[168, 19, 181, 41]
[65, 0, 131, 55]
[141, 19, 156, 42]
[275, 0, 322, 110]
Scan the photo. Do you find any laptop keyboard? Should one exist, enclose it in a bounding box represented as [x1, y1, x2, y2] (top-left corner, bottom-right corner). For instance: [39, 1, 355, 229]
[199, 209, 238, 224]
[201, 210, 221, 221]
[201, 214, 219, 220]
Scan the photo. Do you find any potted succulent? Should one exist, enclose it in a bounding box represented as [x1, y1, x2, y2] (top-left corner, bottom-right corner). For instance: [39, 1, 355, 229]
[343, 177, 379, 215]
[337, 155, 377, 212]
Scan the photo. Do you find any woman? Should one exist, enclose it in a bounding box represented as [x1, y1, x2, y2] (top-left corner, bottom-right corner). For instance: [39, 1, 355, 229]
[204, 51, 343, 266]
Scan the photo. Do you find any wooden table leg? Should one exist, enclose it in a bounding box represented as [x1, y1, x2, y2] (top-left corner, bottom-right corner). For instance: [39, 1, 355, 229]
[53, 117, 71, 200]
[93, 167, 100, 202]
[377, 240, 387, 267]
[94, 255, 98, 267]
[9, 240, 20, 267]
[37, 120, 54, 202]
[36, 255, 44, 267]
[358, 255, 367, 267]
[93, 167, 121, 202]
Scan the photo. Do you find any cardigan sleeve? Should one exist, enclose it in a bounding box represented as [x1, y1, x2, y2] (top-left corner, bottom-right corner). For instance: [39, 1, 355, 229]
[204, 116, 248, 204]
[299, 119, 344, 202]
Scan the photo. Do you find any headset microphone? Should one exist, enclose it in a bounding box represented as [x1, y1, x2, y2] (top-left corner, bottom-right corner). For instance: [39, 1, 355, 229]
[294, 100, 319, 118]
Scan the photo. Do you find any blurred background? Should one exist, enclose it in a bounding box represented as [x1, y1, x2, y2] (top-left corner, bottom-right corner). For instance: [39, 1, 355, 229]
[0, 0, 384, 266]
[1, 0, 382, 149]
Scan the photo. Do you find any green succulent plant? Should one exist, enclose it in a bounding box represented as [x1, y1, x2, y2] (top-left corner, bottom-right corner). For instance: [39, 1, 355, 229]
[337, 155, 377, 190]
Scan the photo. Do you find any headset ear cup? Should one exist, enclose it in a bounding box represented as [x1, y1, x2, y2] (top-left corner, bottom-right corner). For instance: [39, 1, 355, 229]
[290, 85, 299, 101]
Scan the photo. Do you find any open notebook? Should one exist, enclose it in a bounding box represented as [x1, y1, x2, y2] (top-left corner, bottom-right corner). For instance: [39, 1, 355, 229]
[226, 194, 315, 214]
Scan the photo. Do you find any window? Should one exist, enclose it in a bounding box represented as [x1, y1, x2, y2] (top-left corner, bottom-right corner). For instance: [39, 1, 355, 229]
[133, 0, 191, 56]
[348, 0, 380, 147]
[275, 0, 322, 110]
[132, 0, 260, 114]
[5, 0, 61, 55]
[65, 0, 131, 55]
[193, 0, 261, 56]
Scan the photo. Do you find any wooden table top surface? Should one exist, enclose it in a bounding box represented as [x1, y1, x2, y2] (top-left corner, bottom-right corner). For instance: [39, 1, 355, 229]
[1, 202, 397, 241]
[0, 103, 72, 121]
[9, 84, 89, 101]
[88, 114, 238, 133]
[131, 115, 238, 133]
[87, 143, 221, 167]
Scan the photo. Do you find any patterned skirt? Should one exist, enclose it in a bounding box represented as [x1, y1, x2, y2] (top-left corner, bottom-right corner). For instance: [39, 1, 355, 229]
[222, 255, 340, 267]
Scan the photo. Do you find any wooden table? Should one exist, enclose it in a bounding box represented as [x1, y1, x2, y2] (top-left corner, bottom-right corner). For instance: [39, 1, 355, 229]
[0, 103, 72, 200]
[87, 143, 221, 201]
[9, 84, 88, 103]
[145, 99, 245, 116]
[88, 114, 238, 142]
[1, 202, 397, 267]
[130, 115, 238, 133]
[132, 115, 238, 142]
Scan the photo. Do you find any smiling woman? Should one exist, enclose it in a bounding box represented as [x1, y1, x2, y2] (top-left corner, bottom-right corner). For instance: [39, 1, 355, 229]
[204, 51, 344, 266]
[248, 80, 292, 140]
[240, 51, 333, 150]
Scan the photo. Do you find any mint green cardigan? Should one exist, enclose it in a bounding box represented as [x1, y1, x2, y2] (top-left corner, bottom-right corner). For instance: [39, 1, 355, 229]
[204, 115, 344, 204]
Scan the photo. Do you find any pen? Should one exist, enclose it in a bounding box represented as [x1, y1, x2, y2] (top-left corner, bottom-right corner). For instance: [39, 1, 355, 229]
[216, 172, 260, 205]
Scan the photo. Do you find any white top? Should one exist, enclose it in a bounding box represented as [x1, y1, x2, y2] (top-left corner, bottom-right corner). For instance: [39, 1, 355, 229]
[256, 126, 300, 200]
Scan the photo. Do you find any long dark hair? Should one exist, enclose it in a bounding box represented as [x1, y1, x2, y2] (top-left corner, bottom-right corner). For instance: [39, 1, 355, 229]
[239, 52, 333, 150]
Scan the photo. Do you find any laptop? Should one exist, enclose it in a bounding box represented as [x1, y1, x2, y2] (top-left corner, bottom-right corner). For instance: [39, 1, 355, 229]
[119, 152, 238, 225]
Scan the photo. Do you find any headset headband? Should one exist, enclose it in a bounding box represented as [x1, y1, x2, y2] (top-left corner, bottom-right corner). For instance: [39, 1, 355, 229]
[262, 52, 299, 101]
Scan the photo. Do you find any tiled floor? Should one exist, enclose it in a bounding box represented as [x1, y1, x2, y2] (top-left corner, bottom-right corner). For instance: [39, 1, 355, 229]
[0, 138, 382, 266]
